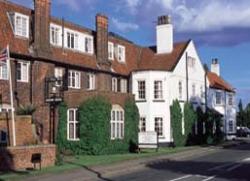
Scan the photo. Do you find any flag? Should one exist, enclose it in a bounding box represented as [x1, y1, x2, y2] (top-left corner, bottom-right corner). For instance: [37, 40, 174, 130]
[0, 48, 7, 64]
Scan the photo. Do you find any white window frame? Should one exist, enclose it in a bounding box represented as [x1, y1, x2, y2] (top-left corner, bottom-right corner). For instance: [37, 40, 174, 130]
[14, 12, 29, 38]
[200, 85, 204, 98]
[187, 56, 196, 68]
[117, 45, 125, 63]
[68, 70, 81, 89]
[139, 116, 146, 132]
[215, 91, 222, 105]
[111, 105, 124, 140]
[67, 108, 80, 141]
[66, 31, 79, 50]
[108, 42, 114, 60]
[84, 36, 93, 54]
[228, 94, 233, 106]
[120, 79, 127, 93]
[112, 77, 118, 92]
[154, 117, 163, 137]
[138, 80, 146, 100]
[228, 120, 234, 132]
[178, 81, 182, 100]
[0, 63, 8, 80]
[54, 67, 64, 87]
[50, 24, 61, 46]
[87, 73, 95, 90]
[154, 80, 163, 100]
[16, 61, 29, 83]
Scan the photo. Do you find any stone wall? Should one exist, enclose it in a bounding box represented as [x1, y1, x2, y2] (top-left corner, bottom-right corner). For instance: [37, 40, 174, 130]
[0, 144, 56, 170]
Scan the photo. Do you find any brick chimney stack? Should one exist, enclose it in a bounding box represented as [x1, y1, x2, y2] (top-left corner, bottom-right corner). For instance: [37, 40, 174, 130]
[96, 14, 110, 70]
[34, 0, 51, 57]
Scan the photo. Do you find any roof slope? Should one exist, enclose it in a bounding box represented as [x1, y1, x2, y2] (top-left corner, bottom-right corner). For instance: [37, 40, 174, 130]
[207, 71, 235, 92]
[137, 41, 190, 71]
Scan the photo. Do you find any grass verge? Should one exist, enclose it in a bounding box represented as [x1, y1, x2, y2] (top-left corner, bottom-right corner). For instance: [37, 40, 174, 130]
[0, 146, 196, 181]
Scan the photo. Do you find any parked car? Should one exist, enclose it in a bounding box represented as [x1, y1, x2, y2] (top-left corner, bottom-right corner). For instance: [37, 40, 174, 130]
[237, 127, 250, 137]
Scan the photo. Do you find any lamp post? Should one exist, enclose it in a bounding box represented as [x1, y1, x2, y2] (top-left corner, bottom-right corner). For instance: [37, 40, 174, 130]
[45, 77, 63, 144]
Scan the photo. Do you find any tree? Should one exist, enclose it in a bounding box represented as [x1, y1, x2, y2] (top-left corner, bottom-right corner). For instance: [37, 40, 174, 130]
[244, 103, 250, 128]
[184, 102, 197, 145]
[237, 99, 245, 126]
[170, 100, 184, 146]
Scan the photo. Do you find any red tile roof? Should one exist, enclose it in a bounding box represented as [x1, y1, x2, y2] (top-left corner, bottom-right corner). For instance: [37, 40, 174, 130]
[207, 71, 235, 92]
[0, 1, 196, 77]
[137, 41, 190, 71]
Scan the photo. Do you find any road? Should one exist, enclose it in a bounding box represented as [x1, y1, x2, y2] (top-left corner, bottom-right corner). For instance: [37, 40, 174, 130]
[108, 142, 250, 181]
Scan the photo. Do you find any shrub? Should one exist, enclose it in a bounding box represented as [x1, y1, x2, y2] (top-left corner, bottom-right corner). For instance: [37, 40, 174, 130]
[56, 96, 139, 155]
[184, 102, 197, 145]
[16, 104, 36, 115]
[170, 100, 184, 146]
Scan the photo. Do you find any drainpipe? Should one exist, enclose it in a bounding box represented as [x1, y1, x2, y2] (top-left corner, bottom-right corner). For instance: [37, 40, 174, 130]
[224, 91, 227, 139]
[185, 52, 189, 102]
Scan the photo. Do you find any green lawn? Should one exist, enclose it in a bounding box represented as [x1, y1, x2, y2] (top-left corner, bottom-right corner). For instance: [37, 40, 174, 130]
[0, 146, 195, 181]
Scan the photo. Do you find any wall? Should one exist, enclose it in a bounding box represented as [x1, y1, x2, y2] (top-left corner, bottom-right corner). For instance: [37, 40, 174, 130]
[0, 114, 36, 146]
[132, 70, 171, 143]
[0, 144, 56, 170]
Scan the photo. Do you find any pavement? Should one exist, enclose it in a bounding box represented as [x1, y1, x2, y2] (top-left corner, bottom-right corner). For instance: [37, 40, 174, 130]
[23, 138, 250, 181]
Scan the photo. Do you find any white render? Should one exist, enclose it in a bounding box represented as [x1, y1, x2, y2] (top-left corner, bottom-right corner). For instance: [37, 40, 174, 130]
[211, 61, 220, 76]
[132, 40, 206, 143]
[207, 87, 236, 140]
[156, 24, 173, 54]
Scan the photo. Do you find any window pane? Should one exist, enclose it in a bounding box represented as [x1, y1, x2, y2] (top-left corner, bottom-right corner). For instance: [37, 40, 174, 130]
[75, 123, 80, 139]
[69, 123, 74, 139]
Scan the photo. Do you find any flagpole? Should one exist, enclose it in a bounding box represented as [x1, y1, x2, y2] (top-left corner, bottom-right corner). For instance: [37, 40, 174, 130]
[7, 45, 16, 146]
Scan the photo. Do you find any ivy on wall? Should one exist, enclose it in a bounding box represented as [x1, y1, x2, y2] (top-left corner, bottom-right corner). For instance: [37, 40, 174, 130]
[56, 96, 139, 155]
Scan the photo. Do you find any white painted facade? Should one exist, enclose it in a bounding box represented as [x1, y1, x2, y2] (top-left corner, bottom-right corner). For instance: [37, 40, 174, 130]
[207, 87, 236, 140]
[132, 41, 206, 144]
[156, 23, 173, 54]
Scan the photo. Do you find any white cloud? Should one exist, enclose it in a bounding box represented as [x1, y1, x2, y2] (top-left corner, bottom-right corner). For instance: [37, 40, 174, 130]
[112, 18, 139, 32]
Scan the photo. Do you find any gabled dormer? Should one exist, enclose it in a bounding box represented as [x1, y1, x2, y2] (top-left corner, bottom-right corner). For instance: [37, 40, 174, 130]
[8, 12, 29, 39]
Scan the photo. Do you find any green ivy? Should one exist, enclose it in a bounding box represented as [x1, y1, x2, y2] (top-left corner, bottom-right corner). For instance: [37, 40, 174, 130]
[170, 100, 185, 147]
[56, 96, 139, 155]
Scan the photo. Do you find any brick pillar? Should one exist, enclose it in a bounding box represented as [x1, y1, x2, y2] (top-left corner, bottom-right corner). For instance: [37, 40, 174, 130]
[96, 14, 110, 70]
[34, 0, 51, 57]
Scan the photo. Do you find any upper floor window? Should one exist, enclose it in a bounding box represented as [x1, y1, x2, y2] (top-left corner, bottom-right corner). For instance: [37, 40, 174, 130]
[112, 77, 118, 92]
[192, 84, 196, 97]
[12, 13, 29, 38]
[85, 36, 93, 54]
[178, 81, 182, 100]
[108, 42, 114, 60]
[117, 45, 125, 62]
[200, 86, 204, 98]
[0, 63, 8, 80]
[16, 61, 29, 82]
[187, 56, 196, 68]
[54, 67, 64, 87]
[215, 91, 222, 105]
[139, 117, 146, 132]
[0, 130, 7, 145]
[67, 108, 80, 141]
[87, 73, 95, 90]
[228, 120, 234, 132]
[228, 94, 233, 106]
[111, 105, 124, 140]
[68, 70, 81, 89]
[120, 79, 127, 93]
[67, 32, 78, 50]
[155, 117, 163, 137]
[138, 80, 146, 100]
[50, 24, 61, 46]
[154, 81, 163, 100]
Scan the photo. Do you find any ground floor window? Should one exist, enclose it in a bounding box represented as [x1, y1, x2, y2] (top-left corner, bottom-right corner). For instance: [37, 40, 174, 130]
[154, 117, 163, 136]
[139, 117, 146, 132]
[228, 120, 234, 132]
[111, 105, 124, 139]
[67, 108, 80, 141]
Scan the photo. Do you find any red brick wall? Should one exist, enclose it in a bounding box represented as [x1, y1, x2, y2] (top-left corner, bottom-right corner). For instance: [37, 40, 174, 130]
[0, 144, 56, 170]
[0, 115, 36, 146]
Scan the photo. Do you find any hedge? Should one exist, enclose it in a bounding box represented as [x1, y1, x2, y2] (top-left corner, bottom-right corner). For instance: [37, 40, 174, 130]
[56, 96, 139, 155]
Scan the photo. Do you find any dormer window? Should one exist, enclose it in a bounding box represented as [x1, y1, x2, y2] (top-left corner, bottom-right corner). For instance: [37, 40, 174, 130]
[9, 12, 29, 38]
[108, 42, 114, 60]
[67, 32, 78, 50]
[85, 36, 93, 54]
[117, 45, 125, 63]
[50, 24, 61, 46]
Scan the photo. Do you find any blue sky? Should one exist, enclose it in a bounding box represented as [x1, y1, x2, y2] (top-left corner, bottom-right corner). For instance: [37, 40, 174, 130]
[12, 0, 250, 106]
